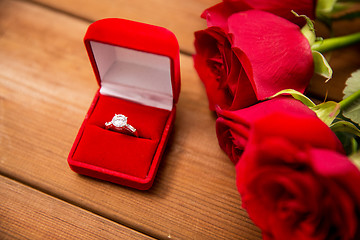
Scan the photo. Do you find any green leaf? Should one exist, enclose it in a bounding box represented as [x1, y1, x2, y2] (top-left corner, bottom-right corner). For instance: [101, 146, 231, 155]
[292, 10, 315, 30]
[268, 89, 315, 107]
[312, 51, 333, 81]
[332, 120, 360, 155]
[331, 120, 360, 138]
[342, 69, 360, 126]
[292, 10, 316, 45]
[335, 131, 359, 155]
[311, 101, 340, 126]
[343, 70, 360, 99]
[344, 104, 360, 126]
[349, 151, 360, 170]
[301, 23, 316, 45]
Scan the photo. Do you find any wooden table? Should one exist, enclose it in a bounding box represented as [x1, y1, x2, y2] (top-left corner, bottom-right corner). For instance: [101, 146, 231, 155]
[1, 0, 359, 239]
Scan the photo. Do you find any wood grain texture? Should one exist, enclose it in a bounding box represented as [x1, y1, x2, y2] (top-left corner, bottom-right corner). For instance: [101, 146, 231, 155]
[2, 0, 357, 239]
[28, 0, 360, 101]
[0, 0, 261, 239]
[30, 0, 219, 54]
[0, 175, 155, 240]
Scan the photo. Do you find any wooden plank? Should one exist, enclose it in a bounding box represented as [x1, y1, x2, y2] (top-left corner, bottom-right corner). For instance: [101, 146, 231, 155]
[29, 0, 360, 101]
[0, 1, 261, 239]
[29, 0, 219, 54]
[0, 175, 155, 240]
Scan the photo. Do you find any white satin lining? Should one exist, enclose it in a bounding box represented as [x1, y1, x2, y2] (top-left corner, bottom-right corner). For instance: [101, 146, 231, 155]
[90, 41, 173, 110]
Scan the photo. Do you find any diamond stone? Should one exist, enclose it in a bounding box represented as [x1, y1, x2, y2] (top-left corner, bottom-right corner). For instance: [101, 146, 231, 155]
[112, 114, 127, 128]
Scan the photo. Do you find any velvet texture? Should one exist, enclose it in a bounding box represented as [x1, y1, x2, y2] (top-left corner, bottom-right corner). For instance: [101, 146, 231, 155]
[84, 18, 180, 103]
[72, 94, 170, 179]
[68, 18, 180, 189]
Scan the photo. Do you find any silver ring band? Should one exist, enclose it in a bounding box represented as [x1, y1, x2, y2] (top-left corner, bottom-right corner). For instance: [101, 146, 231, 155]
[105, 114, 138, 137]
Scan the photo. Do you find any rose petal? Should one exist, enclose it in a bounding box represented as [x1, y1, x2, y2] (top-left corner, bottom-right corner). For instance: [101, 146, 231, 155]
[235, 113, 358, 239]
[216, 117, 249, 164]
[239, 0, 315, 25]
[201, 1, 251, 29]
[218, 96, 316, 124]
[228, 10, 314, 100]
[216, 97, 321, 164]
[310, 148, 360, 238]
[202, 0, 315, 28]
[249, 112, 344, 154]
[237, 135, 360, 239]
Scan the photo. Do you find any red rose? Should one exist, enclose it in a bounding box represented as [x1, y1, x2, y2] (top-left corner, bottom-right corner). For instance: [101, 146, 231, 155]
[194, 10, 314, 110]
[202, 0, 316, 29]
[236, 113, 360, 240]
[216, 96, 319, 164]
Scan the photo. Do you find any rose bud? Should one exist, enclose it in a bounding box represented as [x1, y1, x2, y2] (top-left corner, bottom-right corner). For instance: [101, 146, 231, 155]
[236, 113, 359, 240]
[194, 10, 314, 110]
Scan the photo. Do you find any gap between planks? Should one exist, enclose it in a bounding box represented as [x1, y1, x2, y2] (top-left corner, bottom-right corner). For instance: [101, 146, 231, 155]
[0, 174, 156, 240]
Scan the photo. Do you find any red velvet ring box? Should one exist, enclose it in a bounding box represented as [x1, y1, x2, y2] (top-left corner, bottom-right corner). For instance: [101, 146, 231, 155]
[67, 18, 180, 190]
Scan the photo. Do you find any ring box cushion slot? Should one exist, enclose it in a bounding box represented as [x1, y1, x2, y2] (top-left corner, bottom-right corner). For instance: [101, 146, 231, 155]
[67, 18, 180, 190]
[72, 95, 171, 179]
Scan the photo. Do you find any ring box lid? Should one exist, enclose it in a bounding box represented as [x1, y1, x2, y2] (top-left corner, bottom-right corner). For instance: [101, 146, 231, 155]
[84, 18, 180, 111]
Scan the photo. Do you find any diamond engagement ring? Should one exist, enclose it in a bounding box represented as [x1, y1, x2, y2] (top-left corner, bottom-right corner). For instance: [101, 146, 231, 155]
[105, 114, 138, 137]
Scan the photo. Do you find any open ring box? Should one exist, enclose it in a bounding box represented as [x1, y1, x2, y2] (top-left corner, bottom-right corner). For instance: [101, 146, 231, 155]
[67, 18, 180, 190]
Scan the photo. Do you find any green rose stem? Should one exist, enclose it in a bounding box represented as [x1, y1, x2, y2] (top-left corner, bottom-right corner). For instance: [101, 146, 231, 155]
[339, 89, 360, 110]
[312, 32, 360, 53]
